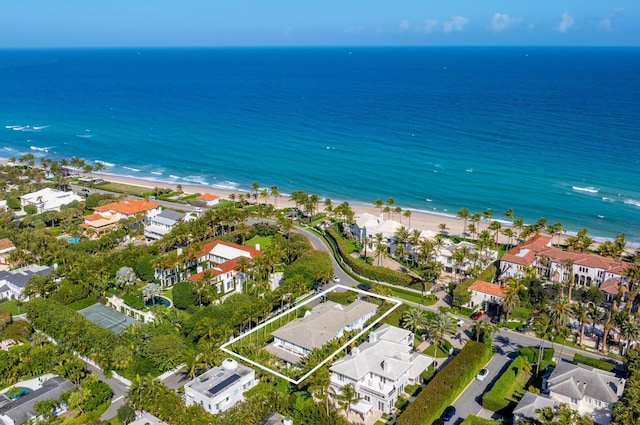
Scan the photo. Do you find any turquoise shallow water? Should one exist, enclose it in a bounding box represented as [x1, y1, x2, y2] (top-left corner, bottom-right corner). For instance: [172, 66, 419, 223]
[0, 47, 639, 243]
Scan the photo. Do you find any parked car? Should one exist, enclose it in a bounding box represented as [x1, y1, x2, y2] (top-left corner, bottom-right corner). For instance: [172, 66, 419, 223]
[333, 274, 340, 282]
[357, 283, 371, 292]
[476, 368, 489, 381]
[440, 405, 456, 421]
[451, 317, 465, 327]
[470, 310, 484, 320]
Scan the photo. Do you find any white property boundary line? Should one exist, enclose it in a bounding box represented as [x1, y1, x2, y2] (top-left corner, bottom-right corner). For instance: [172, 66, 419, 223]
[220, 284, 403, 385]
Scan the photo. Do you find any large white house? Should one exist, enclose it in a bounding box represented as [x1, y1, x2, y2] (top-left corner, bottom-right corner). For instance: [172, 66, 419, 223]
[500, 235, 628, 288]
[513, 362, 625, 425]
[154, 240, 262, 289]
[184, 358, 256, 415]
[329, 324, 433, 415]
[0, 264, 53, 301]
[20, 188, 82, 213]
[267, 300, 378, 365]
[144, 209, 195, 241]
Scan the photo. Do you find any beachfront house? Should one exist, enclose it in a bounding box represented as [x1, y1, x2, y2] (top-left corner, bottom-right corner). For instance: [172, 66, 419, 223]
[144, 209, 195, 241]
[0, 264, 53, 301]
[154, 240, 262, 288]
[329, 324, 432, 415]
[19, 188, 82, 213]
[82, 197, 162, 233]
[598, 278, 629, 306]
[436, 240, 499, 275]
[197, 193, 220, 207]
[267, 300, 378, 365]
[499, 235, 629, 288]
[184, 358, 257, 415]
[467, 279, 505, 313]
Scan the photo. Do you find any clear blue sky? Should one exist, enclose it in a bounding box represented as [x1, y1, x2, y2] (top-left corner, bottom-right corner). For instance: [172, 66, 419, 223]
[0, 1, 637, 48]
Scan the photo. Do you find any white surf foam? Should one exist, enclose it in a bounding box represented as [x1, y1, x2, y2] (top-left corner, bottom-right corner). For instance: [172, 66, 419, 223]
[572, 186, 599, 194]
[151, 171, 162, 175]
[624, 199, 640, 208]
[76, 134, 93, 139]
[94, 160, 115, 167]
[30, 146, 50, 152]
[123, 166, 140, 172]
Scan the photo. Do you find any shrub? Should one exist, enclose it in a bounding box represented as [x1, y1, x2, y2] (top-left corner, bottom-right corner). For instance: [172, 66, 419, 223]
[326, 226, 414, 286]
[421, 366, 436, 384]
[326, 291, 357, 305]
[117, 404, 136, 424]
[6, 197, 20, 210]
[23, 204, 37, 214]
[482, 355, 526, 412]
[397, 341, 492, 425]
[461, 415, 502, 425]
[519, 346, 554, 363]
[511, 306, 533, 321]
[122, 294, 144, 310]
[172, 282, 196, 309]
[573, 353, 617, 373]
[0, 310, 11, 330]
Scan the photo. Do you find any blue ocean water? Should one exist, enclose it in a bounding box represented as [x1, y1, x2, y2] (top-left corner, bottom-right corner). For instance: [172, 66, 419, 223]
[0, 47, 639, 243]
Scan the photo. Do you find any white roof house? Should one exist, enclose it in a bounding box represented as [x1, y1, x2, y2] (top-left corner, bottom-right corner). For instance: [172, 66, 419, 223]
[512, 391, 558, 424]
[267, 300, 378, 364]
[144, 209, 195, 240]
[542, 362, 625, 425]
[330, 324, 433, 415]
[184, 358, 257, 415]
[0, 264, 53, 301]
[20, 188, 82, 213]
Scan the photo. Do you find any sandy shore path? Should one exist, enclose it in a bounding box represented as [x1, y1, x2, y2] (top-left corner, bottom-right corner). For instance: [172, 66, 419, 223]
[100, 173, 526, 245]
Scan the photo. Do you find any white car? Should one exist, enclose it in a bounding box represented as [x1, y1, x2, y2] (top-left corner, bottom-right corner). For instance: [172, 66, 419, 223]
[477, 368, 489, 381]
[456, 318, 465, 327]
[333, 274, 340, 282]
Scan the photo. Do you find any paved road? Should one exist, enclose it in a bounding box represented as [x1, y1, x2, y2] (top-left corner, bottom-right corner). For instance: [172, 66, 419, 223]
[447, 328, 622, 424]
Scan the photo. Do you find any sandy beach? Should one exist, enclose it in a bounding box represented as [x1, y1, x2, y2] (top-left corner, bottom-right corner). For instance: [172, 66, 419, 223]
[100, 172, 553, 246]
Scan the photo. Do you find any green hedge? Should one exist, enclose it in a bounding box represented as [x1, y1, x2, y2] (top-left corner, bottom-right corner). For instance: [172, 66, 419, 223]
[461, 415, 502, 425]
[397, 341, 492, 425]
[519, 346, 554, 363]
[573, 353, 617, 373]
[482, 356, 526, 412]
[122, 294, 144, 310]
[326, 226, 414, 286]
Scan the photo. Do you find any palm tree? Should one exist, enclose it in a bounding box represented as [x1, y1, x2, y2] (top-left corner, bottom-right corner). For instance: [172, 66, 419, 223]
[270, 185, 280, 209]
[483, 209, 493, 230]
[403, 210, 412, 228]
[373, 198, 384, 210]
[489, 220, 502, 244]
[549, 298, 571, 330]
[619, 315, 640, 355]
[471, 320, 497, 342]
[571, 302, 591, 348]
[438, 223, 448, 235]
[533, 313, 551, 375]
[556, 325, 571, 359]
[501, 291, 520, 323]
[562, 259, 575, 300]
[402, 307, 428, 336]
[598, 309, 615, 355]
[457, 208, 470, 235]
[503, 208, 514, 224]
[425, 313, 457, 358]
[374, 239, 387, 266]
[338, 383, 358, 419]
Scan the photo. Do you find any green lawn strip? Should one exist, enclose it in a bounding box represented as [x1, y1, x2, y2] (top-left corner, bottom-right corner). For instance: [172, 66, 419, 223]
[245, 235, 272, 249]
[482, 355, 526, 412]
[461, 415, 503, 424]
[96, 181, 150, 196]
[67, 296, 100, 311]
[422, 340, 453, 358]
[389, 286, 436, 306]
[504, 368, 533, 404]
[0, 300, 24, 315]
[160, 287, 173, 301]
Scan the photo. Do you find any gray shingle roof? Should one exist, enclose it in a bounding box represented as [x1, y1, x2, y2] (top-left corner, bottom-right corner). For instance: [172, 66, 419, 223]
[0, 265, 52, 289]
[513, 391, 557, 420]
[271, 300, 377, 352]
[0, 376, 74, 424]
[547, 362, 624, 404]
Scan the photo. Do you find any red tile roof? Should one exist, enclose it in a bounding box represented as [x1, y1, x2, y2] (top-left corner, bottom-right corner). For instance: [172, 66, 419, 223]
[469, 280, 506, 298]
[188, 258, 240, 281]
[199, 240, 262, 259]
[198, 193, 219, 201]
[502, 235, 629, 276]
[0, 238, 15, 251]
[83, 213, 105, 222]
[95, 198, 161, 216]
[599, 279, 628, 295]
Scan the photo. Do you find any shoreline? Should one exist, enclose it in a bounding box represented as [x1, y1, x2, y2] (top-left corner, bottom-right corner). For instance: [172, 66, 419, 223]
[99, 171, 573, 248]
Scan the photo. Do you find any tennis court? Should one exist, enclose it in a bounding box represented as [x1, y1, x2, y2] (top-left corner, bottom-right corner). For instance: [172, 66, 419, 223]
[78, 303, 137, 334]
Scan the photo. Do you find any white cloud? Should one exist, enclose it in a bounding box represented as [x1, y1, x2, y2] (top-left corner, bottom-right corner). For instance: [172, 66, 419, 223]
[557, 12, 574, 33]
[490, 13, 516, 31]
[598, 18, 612, 31]
[422, 19, 438, 33]
[443, 16, 470, 34]
[399, 20, 411, 31]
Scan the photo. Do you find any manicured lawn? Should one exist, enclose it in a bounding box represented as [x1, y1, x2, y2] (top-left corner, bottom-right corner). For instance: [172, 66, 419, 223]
[96, 181, 150, 196]
[390, 287, 437, 306]
[0, 300, 24, 315]
[423, 340, 454, 358]
[160, 287, 173, 301]
[505, 369, 533, 403]
[245, 235, 272, 249]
